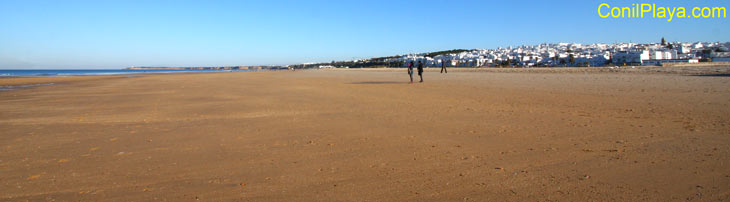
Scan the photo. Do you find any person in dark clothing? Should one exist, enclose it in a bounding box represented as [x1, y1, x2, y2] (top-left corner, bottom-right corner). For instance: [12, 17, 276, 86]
[441, 59, 448, 73]
[407, 61, 414, 83]
[417, 61, 424, 82]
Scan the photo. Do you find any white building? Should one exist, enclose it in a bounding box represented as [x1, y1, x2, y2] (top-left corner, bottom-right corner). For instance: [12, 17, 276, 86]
[372, 41, 722, 68]
[613, 50, 649, 65]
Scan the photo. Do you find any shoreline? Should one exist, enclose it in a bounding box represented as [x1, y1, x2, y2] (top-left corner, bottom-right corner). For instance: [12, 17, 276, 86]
[0, 69, 266, 78]
[2, 65, 728, 91]
[1, 70, 728, 200]
[0, 71, 243, 87]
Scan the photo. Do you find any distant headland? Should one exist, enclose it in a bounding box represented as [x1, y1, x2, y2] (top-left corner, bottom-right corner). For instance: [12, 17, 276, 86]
[125, 66, 289, 70]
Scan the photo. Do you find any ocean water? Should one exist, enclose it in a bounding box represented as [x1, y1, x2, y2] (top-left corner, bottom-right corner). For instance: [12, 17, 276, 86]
[0, 83, 56, 91]
[0, 69, 256, 77]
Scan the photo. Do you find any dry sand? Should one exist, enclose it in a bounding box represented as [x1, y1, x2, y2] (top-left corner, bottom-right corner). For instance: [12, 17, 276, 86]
[1, 68, 729, 201]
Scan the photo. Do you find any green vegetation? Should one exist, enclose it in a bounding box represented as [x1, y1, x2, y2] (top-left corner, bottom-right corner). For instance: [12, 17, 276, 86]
[291, 49, 477, 69]
[425, 49, 473, 58]
[289, 60, 405, 69]
[569, 54, 576, 65]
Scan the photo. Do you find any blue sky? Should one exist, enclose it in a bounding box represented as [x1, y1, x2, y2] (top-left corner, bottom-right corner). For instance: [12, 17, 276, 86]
[0, 0, 728, 69]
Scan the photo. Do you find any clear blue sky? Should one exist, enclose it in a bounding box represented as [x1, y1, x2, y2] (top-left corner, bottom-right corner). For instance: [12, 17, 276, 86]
[1, 0, 728, 69]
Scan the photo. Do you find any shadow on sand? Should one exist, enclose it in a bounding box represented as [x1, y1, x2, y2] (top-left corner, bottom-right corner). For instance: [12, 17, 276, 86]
[349, 81, 407, 85]
[690, 73, 730, 77]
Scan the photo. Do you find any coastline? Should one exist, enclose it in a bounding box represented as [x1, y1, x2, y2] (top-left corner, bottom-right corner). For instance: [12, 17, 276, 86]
[1, 68, 729, 201]
[0, 70, 246, 87]
[320, 65, 730, 75]
[0, 75, 129, 87]
[2, 65, 728, 91]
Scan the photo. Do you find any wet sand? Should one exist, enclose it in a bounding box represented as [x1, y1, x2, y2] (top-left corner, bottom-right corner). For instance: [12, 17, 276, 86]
[1, 69, 729, 201]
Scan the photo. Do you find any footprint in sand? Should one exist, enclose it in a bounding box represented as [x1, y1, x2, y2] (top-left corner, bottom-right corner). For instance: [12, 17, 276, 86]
[26, 174, 42, 180]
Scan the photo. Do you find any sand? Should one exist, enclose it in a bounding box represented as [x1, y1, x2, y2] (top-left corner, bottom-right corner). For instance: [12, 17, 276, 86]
[1, 68, 729, 201]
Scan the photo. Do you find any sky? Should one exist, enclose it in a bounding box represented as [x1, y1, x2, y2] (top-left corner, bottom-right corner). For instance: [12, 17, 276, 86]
[0, 0, 728, 69]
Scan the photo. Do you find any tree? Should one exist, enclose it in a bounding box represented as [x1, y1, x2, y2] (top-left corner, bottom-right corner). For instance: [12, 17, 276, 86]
[568, 54, 575, 65]
[667, 44, 674, 49]
[425, 49, 471, 58]
[661, 37, 666, 45]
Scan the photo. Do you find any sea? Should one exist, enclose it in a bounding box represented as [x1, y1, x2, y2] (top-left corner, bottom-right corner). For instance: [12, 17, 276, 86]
[0, 69, 257, 77]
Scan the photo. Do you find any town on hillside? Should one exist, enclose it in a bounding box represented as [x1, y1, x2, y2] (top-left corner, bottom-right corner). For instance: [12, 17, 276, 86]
[292, 39, 730, 69]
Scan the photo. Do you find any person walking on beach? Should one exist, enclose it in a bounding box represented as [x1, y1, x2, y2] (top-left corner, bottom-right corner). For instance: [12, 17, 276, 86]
[417, 61, 424, 82]
[441, 59, 448, 73]
[407, 61, 414, 83]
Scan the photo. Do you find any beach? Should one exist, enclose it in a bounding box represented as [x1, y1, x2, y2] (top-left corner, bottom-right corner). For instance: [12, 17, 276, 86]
[1, 68, 729, 201]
